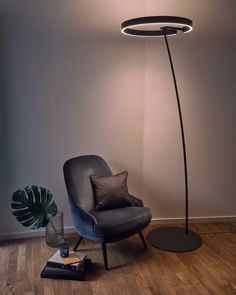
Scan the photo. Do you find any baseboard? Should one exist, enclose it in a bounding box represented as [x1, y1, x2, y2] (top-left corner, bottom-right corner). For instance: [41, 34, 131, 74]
[0, 226, 76, 241]
[1, 216, 236, 241]
[151, 215, 236, 224]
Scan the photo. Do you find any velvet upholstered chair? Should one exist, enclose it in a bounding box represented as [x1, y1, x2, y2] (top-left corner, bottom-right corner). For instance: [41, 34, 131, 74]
[63, 155, 152, 270]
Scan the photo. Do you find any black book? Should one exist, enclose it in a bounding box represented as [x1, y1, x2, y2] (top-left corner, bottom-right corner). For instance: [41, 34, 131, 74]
[41, 259, 92, 281]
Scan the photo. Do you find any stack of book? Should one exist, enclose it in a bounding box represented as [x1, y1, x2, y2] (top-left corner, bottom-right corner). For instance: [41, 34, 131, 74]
[41, 250, 92, 281]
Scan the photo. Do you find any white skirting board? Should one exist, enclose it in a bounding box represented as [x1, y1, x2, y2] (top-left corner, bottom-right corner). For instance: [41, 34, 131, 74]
[0, 215, 236, 241]
[0, 226, 76, 241]
[151, 215, 236, 224]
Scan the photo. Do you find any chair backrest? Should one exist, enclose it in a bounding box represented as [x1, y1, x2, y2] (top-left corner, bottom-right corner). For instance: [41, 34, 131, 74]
[63, 155, 112, 212]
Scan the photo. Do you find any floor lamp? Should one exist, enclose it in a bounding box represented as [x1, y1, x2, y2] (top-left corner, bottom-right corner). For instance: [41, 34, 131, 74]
[121, 16, 202, 252]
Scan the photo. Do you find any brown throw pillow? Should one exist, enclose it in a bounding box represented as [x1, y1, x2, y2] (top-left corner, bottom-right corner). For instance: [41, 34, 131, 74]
[90, 171, 132, 211]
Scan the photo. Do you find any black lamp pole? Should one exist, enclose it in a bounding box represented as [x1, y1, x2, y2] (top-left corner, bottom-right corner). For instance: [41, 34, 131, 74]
[163, 31, 189, 234]
[121, 16, 202, 252]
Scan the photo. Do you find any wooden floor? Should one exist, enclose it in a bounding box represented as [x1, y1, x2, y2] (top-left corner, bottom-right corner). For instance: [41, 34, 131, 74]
[0, 222, 236, 295]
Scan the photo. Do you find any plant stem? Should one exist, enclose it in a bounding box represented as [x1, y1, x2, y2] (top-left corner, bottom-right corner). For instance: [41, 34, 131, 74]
[47, 215, 59, 235]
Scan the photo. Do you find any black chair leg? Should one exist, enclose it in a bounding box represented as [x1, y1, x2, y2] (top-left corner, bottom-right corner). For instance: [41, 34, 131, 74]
[73, 236, 83, 251]
[101, 243, 108, 270]
[139, 232, 147, 250]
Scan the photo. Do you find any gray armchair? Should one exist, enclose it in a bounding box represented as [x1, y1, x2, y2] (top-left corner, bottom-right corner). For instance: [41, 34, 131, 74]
[63, 155, 152, 270]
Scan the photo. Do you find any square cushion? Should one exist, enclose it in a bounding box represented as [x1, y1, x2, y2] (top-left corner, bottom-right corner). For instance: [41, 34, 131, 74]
[90, 171, 132, 211]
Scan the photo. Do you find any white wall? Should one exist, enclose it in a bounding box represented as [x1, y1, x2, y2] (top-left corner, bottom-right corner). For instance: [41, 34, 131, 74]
[0, 1, 146, 236]
[143, 0, 236, 218]
[143, 37, 236, 219]
[0, 0, 236, 238]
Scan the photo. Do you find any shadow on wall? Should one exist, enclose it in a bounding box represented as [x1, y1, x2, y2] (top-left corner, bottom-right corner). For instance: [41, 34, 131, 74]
[0, 13, 146, 234]
[0, 16, 29, 233]
[0, 17, 16, 201]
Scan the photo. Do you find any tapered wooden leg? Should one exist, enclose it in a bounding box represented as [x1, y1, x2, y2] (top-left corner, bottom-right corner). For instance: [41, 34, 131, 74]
[139, 232, 147, 250]
[101, 243, 108, 270]
[73, 236, 83, 251]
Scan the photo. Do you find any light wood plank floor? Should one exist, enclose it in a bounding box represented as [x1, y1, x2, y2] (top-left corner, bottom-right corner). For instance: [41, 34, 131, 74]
[0, 222, 236, 295]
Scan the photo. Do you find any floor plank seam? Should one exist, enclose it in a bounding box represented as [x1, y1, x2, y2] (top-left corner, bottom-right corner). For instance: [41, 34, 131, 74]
[199, 230, 236, 235]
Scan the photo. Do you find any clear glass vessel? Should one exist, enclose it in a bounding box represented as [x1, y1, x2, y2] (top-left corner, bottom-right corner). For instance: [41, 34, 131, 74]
[45, 211, 64, 247]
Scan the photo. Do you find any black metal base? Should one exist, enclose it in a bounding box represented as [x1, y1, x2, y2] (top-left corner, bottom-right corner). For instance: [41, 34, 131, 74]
[147, 227, 202, 252]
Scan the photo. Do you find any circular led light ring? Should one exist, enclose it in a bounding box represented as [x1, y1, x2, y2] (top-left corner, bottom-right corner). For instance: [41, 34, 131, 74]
[121, 16, 193, 37]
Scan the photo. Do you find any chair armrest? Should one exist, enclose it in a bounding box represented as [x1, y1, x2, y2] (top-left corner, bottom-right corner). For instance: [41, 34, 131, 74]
[73, 202, 97, 224]
[68, 197, 97, 237]
[128, 194, 143, 207]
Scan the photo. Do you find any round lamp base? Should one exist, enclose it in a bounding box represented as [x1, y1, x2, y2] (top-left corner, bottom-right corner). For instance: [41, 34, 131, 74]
[147, 227, 202, 252]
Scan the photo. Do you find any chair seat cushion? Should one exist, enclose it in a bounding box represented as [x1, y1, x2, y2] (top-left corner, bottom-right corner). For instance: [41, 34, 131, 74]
[92, 206, 152, 242]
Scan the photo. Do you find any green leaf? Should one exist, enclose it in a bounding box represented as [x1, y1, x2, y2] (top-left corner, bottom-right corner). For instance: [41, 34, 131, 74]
[11, 203, 26, 209]
[25, 186, 34, 204]
[12, 208, 32, 217]
[11, 185, 58, 229]
[12, 190, 27, 203]
[33, 215, 48, 229]
[31, 185, 40, 203]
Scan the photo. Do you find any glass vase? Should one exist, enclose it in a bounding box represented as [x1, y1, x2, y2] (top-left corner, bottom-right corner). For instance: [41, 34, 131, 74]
[45, 211, 64, 247]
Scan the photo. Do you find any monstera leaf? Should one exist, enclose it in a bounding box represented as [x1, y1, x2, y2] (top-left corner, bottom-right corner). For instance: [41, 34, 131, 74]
[11, 185, 58, 229]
